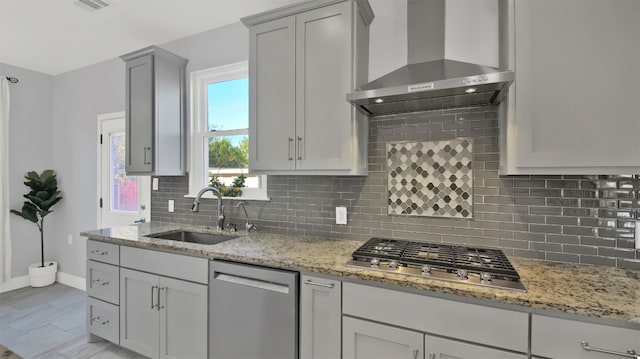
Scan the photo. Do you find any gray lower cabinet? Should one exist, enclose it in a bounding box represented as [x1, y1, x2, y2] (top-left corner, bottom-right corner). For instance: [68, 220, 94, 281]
[531, 314, 640, 359]
[244, 0, 372, 175]
[300, 275, 342, 359]
[86, 240, 120, 344]
[119, 268, 207, 359]
[424, 335, 525, 359]
[120, 46, 188, 176]
[342, 317, 527, 359]
[343, 316, 424, 359]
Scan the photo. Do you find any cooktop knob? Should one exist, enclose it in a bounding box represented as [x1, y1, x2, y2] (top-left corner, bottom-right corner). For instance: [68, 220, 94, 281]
[370, 258, 380, 267]
[421, 265, 431, 275]
[480, 272, 493, 282]
[388, 260, 399, 269]
[457, 269, 469, 280]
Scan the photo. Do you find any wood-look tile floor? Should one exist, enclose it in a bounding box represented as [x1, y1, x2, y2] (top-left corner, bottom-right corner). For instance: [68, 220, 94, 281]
[0, 283, 146, 359]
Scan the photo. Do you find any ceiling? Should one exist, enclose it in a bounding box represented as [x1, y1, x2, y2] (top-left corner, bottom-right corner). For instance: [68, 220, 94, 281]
[0, 0, 302, 75]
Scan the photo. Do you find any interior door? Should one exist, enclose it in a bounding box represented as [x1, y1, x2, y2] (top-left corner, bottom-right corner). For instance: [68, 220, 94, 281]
[98, 112, 150, 227]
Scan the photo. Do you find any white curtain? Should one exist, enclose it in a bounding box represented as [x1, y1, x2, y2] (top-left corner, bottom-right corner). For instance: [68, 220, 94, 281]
[0, 77, 11, 284]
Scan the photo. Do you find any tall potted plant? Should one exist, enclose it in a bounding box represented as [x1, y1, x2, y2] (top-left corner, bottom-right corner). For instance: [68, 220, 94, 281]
[11, 169, 63, 287]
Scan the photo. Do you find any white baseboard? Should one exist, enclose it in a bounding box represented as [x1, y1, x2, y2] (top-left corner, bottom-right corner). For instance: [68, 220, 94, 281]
[57, 272, 86, 291]
[0, 272, 86, 293]
[0, 275, 30, 293]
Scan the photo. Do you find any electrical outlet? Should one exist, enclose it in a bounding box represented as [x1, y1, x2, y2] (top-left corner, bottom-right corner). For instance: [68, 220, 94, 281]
[168, 200, 175, 213]
[67, 234, 73, 245]
[336, 207, 347, 225]
[152, 177, 159, 191]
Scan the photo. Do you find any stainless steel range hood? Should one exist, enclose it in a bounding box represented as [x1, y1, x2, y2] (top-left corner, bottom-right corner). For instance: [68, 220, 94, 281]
[348, 0, 513, 116]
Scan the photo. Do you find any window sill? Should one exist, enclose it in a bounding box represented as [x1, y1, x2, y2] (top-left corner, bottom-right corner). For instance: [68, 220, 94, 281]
[183, 193, 270, 202]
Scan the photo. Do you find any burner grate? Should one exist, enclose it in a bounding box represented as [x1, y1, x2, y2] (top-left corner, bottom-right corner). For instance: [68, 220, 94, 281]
[352, 238, 520, 279]
[352, 238, 407, 260]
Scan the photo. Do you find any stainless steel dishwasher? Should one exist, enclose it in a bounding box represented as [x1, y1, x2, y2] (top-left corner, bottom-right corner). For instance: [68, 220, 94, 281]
[209, 260, 299, 359]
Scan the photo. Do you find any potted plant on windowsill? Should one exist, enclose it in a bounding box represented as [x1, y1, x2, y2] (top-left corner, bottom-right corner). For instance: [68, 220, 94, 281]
[11, 170, 63, 287]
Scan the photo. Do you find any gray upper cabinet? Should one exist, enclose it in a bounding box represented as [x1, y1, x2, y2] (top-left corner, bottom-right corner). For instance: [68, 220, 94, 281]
[243, 0, 373, 176]
[121, 46, 188, 176]
[500, 0, 640, 175]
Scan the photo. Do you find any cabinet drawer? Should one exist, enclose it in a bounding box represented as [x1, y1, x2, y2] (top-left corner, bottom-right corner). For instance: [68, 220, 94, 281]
[87, 260, 119, 304]
[87, 240, 119, 265]
[342, 282, 528, 353]
[87, 297, 119, 344]
[531, 314, 640, 359]
[120, 246, 208, 284]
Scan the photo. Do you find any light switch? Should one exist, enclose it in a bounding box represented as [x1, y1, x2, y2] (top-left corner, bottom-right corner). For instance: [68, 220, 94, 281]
[152, 177, 159, 191]
[336, 207, 347, 225]
[168, 200, 175, 213]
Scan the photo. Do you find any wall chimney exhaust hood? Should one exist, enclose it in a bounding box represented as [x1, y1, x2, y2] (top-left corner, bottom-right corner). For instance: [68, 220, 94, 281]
[347, 0, 513, 116]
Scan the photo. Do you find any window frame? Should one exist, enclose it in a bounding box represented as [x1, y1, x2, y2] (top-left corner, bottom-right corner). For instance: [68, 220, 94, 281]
[186, 61, 268, 201]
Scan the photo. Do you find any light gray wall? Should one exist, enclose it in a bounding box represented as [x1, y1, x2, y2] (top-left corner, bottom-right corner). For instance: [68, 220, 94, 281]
[50, 57, 125, 278]
[48, 22, 249, 279]
[0, 63, 54, 277]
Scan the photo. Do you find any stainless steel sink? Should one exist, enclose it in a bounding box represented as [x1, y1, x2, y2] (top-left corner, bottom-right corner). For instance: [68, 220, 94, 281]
[149, 231, 238, 245]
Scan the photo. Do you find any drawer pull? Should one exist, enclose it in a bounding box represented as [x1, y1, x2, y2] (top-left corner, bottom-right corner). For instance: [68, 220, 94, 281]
[91, 316, 109, 325]
[411, 349, 419, 359]
[303, 279, 334, 289]
[91, 279, 109, 286]
[90, 249, 108, 256]
[581, 341, 638, 358]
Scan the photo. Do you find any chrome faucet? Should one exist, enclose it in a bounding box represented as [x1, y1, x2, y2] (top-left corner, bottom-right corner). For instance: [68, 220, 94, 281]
[192, 187, 225, 230]
[237, 201, 256, 232]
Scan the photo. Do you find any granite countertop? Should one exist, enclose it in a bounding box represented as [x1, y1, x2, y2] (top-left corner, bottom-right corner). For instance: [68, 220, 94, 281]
[81, 222, 640, 327]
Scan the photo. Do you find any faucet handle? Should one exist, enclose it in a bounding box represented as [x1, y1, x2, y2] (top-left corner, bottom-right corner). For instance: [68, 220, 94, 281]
[246, 223, 257, 232]
[227, 223, 237, 232]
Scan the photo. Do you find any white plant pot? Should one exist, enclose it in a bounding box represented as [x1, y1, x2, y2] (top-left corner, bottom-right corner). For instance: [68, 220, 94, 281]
[28, 261, 58, 287]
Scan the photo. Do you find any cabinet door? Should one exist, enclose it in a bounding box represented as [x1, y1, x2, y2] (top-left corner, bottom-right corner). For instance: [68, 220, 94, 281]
[425, 335, 526, 359]
[343, 316, 424, 359]
[120, 268, 159, 359]
[125, 54, 154, 173]
[296, 2, 353, 171]
[159, 277, 207, 359]
[249, 16, 296, 171]
[508, 0, 640, 173]
[300, 275, 341, 359]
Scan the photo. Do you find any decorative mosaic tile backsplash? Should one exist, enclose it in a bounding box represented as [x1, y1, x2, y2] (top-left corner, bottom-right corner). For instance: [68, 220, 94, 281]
[387, 139, 473, 218]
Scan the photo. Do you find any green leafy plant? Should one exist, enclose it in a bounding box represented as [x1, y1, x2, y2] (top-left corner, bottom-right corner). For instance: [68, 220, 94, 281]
[209, 174, 246, 197]
[10, 170, 63, 268]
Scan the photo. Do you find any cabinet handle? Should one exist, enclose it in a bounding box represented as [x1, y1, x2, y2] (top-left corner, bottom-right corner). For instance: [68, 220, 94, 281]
[288, 137, 294, 161]
[151, 285, 158, 309]
[410, 349, 419, 359]
[90, 249, 108, 256]
[91, 316, 109, 325]
[581, 341, 638, 358]
[158, 287, 166, 310]
[143, 146, 151, 165]
[428, 354, 435, 359]
[91, 279, 109, 286]
[297, 136, 302, 160]
[303, 279, 334, 288]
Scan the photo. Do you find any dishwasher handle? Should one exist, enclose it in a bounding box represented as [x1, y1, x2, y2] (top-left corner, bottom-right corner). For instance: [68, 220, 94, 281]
[214, 273, 290, 294]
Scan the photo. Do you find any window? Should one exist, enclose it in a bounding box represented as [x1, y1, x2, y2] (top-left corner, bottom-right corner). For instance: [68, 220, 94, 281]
[188, 62, 268, 200]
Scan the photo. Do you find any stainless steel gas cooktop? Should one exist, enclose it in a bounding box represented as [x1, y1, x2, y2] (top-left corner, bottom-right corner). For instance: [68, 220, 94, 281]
[347, 238, 526, 292]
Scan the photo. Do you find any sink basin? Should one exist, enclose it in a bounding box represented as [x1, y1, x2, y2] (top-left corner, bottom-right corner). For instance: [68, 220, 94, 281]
[149, 231, 238, 245]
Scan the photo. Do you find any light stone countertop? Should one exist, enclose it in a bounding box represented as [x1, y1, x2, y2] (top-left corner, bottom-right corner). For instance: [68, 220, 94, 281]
[81, 222, 640, 327]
